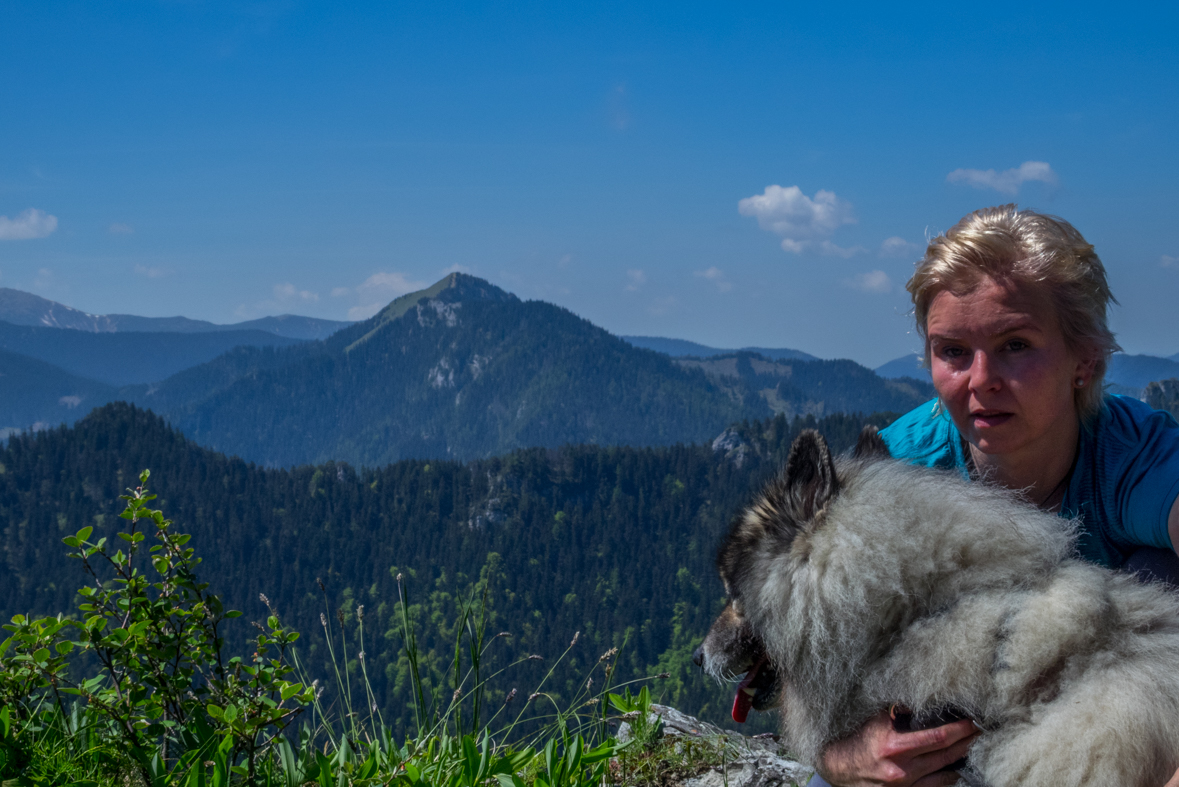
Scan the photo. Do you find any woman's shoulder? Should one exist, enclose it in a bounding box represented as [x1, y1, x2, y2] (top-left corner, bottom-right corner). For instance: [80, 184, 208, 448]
[1073, 394, 1179, 560]
[1095, 394, 1179, 447]
[879, 399, 963, 469]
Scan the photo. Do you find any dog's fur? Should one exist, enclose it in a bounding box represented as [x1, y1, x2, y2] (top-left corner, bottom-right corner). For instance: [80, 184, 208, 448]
[699, 427, 1179, 786]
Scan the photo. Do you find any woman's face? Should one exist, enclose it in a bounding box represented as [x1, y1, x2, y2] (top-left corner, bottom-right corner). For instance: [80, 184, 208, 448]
[926, 276, 1092, 461]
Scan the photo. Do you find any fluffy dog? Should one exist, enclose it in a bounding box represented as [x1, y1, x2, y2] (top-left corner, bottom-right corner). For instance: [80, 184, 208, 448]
[697, 427, 1179, 786]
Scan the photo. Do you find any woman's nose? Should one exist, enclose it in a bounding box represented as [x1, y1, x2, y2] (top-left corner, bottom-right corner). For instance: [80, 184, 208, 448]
[968, 351, 1001, 391]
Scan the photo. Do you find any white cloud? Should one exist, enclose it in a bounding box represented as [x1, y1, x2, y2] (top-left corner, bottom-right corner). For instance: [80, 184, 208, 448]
[337, 271, 431, 320]
[356, 272, 428, 301]
[108, 223, 134, 235]
[694, 266, 733, 292]
[134, 264, 166, 278]
[274, 282, 319, 303]
[348, 304, 382, 320]
[237, 280, 325, 319]
[1162, 255, 1178, 269]
[441, 263, 471, 275]
[0, 208, 58, 240]
[844, 270, 892, 293]
[880, 236, 921, 257]
[648, 295, 676, 315]
[738, 185, 857, 254]
[322, 271, 440, 321]
[946, 161, 1058, 195]
[557, 253, 573, 268]
[625, 269, 646, 292]
[819, 241, 867, 259]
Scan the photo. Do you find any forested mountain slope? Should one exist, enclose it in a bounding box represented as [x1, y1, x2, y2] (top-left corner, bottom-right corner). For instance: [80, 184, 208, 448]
[677, 352, 934, 419]
[143, 273, 766, 466]
[0, 350, 116, 436]
[0, 403, 894, 733]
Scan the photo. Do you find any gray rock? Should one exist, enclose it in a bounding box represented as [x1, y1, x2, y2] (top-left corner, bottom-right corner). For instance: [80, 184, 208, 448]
[680, 752, 814, 787]
[711, 428, 752, 468]
[1145, 378, 1179, 420]
[623, 704, 814, 787]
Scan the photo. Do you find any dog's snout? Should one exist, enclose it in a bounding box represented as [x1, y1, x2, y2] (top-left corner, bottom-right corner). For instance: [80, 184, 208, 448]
[692, 644, 704, 668]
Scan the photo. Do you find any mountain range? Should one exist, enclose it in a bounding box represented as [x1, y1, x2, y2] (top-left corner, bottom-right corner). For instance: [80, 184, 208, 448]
[0, 287, 350, 339]
[124, 274, 771, 465]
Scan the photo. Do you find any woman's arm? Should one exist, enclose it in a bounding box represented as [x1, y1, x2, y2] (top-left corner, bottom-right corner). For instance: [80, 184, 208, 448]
[816, 711, 978, 787]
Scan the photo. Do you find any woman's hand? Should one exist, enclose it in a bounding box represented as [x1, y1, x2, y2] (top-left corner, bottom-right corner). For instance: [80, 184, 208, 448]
[1163, 765, 1179, 787]
[816, 710, 979, 787]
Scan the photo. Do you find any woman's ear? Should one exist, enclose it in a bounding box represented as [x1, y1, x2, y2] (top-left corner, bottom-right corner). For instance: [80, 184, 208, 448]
[1073, 354, 1099, 387]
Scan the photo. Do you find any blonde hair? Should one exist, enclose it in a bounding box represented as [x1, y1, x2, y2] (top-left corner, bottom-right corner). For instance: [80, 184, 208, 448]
[907, 204, 1119, 421]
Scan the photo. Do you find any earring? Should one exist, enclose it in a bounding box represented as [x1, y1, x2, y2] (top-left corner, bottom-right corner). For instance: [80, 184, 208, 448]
[1075, 378, 1086, 387]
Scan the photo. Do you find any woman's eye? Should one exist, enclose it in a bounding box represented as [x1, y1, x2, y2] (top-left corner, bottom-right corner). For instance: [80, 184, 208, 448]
[938, 346, 965, 359]
[1006, 339, 1029, 352]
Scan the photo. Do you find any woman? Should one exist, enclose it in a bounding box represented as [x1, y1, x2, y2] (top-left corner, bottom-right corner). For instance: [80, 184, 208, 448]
[809, 205, 1179, 787]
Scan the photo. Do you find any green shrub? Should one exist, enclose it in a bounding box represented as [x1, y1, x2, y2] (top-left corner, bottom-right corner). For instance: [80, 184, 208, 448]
[0, 470, 313, 785]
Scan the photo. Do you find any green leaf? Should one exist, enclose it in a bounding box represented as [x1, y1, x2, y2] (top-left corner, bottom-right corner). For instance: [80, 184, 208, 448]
[76, 526, 93, 542]
[280, 682, 303, 701]
[496, 776, 526, 787]
[316, 752, 334, 787]
[32, 648, 50, 663]
[62, 536, 80, 548]
[54, 640, 74, 656]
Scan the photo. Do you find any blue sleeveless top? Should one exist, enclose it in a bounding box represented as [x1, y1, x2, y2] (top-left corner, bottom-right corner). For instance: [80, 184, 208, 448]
[879, 395, 1179, 569]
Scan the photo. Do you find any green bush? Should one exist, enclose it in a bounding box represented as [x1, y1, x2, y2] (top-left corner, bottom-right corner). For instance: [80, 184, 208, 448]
[1, 470, 313, 784]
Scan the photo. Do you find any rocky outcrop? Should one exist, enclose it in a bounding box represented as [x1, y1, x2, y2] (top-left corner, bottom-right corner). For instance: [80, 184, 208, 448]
[712, 428, 753, 469]
[1145, 378, 1179, 420]
[617, 704, 815, 787]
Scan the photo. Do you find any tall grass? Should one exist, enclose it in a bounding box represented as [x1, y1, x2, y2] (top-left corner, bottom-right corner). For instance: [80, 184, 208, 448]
[282, 571, 668, 785]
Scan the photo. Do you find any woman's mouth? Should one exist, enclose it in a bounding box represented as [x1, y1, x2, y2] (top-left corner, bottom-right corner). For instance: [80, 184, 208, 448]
[970, 410, 1013, 428]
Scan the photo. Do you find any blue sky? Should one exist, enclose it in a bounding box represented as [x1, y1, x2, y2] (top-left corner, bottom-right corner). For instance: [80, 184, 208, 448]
[2, 1, 1177, 367]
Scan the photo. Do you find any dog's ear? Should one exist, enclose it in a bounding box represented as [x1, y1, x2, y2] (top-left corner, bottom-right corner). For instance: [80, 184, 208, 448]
[782, 429, 839, 522]
[853, 425, 891, 460]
